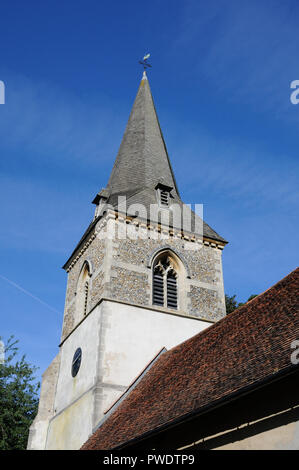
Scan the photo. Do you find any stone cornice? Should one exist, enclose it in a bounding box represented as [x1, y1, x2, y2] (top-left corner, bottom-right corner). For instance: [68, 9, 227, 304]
[64, 210, 226, 273]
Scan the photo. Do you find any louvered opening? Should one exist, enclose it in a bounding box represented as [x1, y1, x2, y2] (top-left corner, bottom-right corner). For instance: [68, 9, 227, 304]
[153, 269, 164, 306]
[160, 190, 169, 207]
[84, 280, 89, 315]
[75, 262, 91, 323]
[153, 254, 179, 310]
[167, 273, 177, 309]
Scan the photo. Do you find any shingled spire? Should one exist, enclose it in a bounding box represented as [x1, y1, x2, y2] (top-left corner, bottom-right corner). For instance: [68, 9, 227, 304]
[92, 71, 226, 243]
[110, 72, 179, 194]
[93, 71, 180, 213]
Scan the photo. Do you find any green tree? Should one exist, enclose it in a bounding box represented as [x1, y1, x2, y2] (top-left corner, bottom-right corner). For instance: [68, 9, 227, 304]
[225, 294, 239, 314]
[237, 294, 258, 308]
[0, 336, 40, 450]
[225, 294, 258, 314]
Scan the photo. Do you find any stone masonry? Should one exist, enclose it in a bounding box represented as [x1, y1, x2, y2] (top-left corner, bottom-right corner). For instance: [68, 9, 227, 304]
[60, 212, 226, 344]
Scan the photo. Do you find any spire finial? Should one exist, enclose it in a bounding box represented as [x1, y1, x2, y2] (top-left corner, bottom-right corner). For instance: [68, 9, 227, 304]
[139, 53, 152, 73]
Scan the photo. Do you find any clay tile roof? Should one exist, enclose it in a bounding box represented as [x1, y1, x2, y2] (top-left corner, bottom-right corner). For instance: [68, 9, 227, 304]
[82, 274, 299, 450]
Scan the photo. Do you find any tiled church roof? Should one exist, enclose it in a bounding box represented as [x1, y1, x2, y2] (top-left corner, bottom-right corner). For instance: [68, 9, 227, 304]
[81, 267, 299, 450]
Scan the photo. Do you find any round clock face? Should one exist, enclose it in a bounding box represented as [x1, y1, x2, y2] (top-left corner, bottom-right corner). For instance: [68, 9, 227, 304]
[71, 348, 82, 377]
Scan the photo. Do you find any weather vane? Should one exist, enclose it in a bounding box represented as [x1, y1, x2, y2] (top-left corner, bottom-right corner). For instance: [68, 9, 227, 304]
[139, 53, 152, 71]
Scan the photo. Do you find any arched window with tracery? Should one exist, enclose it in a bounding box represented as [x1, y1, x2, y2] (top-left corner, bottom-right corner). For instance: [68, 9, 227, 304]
[75, 261, 91, 324]
[153, 253, 178, 310]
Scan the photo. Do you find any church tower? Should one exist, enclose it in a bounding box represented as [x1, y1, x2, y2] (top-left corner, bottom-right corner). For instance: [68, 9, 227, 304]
[28, 72, 227, 450]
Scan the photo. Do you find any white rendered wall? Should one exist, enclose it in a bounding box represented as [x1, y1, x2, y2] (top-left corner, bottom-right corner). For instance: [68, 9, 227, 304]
[101, 301, 209, 391]
[45, 300, 212, 449]
[53, 308, 103, 414]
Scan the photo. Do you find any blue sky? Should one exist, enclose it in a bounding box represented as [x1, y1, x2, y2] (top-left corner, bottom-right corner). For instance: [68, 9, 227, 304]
[0, 0, 298, 382]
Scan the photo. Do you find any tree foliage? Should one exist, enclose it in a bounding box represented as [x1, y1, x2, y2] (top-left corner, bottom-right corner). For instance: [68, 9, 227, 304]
[0, 336, 40, 450]
[225, 294, 258, 314]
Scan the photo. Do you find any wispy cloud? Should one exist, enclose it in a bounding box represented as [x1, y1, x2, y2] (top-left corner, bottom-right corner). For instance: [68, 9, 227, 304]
[0, 274, 60, 314]
[167, 124, 299, 209]
[0, 173, 94, 254]
[0, 73, 128, 255]
[173, 0, 299, 120]
[0, 74, 125, 168]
